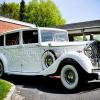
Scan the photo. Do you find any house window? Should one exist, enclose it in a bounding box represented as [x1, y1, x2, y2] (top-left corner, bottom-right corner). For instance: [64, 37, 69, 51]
[0, 35, 4, 46]
[23, 30, 38, 44]
[6, 32, 19, 46]
[74, 36, 83, 41]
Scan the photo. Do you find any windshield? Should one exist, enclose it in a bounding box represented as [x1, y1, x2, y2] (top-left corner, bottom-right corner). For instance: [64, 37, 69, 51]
[41, 30, 68, 42]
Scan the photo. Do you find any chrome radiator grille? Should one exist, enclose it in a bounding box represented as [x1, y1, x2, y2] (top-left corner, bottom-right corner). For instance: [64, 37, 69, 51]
[84, 40, 100, 67]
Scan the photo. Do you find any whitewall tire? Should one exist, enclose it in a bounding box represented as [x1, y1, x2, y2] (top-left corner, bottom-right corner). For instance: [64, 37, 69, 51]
[61, 65, 79, 90]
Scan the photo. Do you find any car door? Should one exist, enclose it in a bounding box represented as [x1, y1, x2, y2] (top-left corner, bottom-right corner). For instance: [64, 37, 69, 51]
[4, 31, 22, 72]
[21, 30, 44, 73]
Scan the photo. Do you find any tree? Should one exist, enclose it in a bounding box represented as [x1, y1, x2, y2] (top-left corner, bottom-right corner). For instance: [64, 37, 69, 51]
[0, 2, 20, 20]
[20, 0, 25, 21]
[26, 0, 65, 26]
[0, 0, 66, 27]
[0, 2, 8, 17]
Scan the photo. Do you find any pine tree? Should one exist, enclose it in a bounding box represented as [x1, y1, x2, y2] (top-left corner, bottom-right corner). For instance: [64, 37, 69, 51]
[20, 0, 25, 21]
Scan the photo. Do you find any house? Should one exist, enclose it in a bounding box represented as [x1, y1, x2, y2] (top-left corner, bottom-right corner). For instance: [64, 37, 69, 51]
[57, 20, 100, 41]
[0, 16, 36, 35]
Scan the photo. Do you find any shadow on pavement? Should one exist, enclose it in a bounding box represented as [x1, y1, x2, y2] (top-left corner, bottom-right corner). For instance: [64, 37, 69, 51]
[2, 75, 100, 94]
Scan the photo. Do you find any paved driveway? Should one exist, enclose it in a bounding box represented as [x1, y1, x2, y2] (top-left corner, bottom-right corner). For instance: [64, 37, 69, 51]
[3, 75, 100, 100]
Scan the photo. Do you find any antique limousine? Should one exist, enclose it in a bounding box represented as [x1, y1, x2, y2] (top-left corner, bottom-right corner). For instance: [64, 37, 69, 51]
[0, 27, 100, 90]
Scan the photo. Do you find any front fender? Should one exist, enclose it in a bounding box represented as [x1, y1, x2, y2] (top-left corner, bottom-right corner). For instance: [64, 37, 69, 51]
[58, 51, 93, 73]
[40, 51, 93, 75]
[0, 53, 8, 73]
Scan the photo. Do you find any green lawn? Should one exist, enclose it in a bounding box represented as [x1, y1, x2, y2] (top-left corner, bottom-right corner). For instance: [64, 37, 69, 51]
[0, 79, 12, 100]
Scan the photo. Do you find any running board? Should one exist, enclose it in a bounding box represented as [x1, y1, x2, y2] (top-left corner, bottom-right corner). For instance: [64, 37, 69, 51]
[92, 69, 100, 79]
[92, 69, 100, 73]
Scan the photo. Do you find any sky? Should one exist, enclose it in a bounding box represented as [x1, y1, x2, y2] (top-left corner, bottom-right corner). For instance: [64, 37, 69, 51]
[0, 0, 100, 24]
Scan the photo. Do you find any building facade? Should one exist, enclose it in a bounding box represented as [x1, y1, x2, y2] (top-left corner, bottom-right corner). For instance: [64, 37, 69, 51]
[0, 16, 36, 35]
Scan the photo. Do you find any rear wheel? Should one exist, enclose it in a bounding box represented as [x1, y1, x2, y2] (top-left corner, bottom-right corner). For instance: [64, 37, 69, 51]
[0, 62, 4, 78]
[60, 64, 80, 90]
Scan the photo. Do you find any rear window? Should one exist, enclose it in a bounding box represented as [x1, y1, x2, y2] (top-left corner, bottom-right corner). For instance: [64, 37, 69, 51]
[6, 32, 19, 46]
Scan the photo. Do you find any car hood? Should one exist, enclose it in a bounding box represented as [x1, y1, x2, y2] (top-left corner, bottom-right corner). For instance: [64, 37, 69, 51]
[40, 41, 90, 47]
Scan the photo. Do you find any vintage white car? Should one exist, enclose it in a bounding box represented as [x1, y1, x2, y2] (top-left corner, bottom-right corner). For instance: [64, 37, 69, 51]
[0, 27, 100, 90]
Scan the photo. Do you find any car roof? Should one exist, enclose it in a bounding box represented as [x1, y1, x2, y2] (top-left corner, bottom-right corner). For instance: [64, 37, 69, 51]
[38, 27, 67, 32]
[0, 27, 67, 36]
[0, 27, 38, 36]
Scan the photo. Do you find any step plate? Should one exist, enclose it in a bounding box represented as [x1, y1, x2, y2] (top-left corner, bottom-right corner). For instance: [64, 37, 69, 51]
[92, 69, 100, 73]
[92, 69, 100, 79]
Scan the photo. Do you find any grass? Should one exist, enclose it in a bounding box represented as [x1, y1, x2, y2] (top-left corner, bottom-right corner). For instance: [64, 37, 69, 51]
[0, 79, 12, 100]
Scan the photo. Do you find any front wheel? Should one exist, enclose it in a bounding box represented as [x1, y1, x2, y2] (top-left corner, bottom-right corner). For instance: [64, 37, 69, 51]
[60, 64, 80, 90]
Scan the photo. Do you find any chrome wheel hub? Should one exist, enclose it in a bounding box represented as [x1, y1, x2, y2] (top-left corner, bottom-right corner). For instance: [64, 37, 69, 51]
[65, 69, 75, 84]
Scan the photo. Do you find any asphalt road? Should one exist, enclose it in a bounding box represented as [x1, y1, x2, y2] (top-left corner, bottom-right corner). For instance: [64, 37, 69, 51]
[3, 75, 100, 100]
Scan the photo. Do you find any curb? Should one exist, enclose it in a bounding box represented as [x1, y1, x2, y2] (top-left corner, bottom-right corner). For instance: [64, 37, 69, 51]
[4, 83, 16, 100]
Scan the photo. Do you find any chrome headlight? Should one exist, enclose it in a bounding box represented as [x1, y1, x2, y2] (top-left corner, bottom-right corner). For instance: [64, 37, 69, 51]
[84, 45, 92, 58]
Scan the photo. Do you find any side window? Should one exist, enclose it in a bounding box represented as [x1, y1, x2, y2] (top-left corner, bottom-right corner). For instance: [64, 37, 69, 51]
[23, 30, 38, 44]
[6, 32, 19, 46]
[0, 35, 4, 46]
